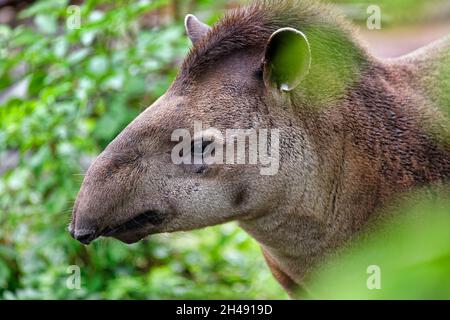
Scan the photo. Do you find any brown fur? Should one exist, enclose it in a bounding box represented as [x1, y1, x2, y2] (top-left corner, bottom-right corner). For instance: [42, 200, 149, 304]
[70, 0, 450, 297]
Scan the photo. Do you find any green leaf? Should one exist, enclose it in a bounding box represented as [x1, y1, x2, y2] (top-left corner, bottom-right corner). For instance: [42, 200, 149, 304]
[34, 15, 58, 35]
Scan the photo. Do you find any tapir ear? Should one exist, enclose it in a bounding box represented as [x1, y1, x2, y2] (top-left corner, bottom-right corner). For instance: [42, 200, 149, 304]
[263, 27, 311, 92]
[185, 14, 211, 45]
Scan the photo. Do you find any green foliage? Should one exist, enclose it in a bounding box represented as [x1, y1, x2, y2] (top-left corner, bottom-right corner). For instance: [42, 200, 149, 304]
[308, 194, 450, 299]
[331, 0, 450, 26]
[0, 0, 286, 299]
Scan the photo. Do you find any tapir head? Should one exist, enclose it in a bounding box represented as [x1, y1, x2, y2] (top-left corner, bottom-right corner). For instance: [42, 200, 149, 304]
[69, 6, 355, 245]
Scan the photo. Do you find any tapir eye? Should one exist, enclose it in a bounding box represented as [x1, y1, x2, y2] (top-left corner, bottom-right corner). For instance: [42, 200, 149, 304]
[191, 139, 213, 156]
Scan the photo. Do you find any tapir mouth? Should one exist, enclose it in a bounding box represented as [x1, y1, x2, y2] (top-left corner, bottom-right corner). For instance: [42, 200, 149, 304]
[70, 210, 166, 245]
[102, 210, 166, 238]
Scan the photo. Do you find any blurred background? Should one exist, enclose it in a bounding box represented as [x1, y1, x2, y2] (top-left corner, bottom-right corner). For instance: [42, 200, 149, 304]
[0, 0, 449, 299]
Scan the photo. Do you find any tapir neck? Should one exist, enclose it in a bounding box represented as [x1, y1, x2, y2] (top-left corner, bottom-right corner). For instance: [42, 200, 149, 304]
[238, 202, 350, 284]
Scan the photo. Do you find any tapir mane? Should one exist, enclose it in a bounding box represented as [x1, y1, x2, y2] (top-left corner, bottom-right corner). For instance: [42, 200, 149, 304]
[176, 0, 360, 87]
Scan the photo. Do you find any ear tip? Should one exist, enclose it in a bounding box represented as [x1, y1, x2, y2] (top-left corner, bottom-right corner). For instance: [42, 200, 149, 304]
[270, 27, 309, 43]
[185, 14, 197, 26]
[185, 14, 211, 45]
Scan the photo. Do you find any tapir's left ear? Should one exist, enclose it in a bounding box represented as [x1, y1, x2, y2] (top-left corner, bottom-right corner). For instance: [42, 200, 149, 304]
[185, 14, 211, 45]
[263, 27, 311, 92]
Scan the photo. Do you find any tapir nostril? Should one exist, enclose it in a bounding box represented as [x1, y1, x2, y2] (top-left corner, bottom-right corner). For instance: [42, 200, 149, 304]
[72, 229, 98, 245]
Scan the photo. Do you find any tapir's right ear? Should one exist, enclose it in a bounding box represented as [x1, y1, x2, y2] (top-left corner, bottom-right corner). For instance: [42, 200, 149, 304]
[185, 14, 211, 45]
[263, 27, 311, 92]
